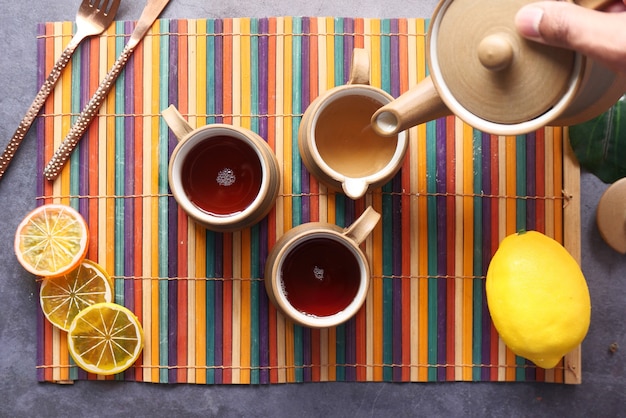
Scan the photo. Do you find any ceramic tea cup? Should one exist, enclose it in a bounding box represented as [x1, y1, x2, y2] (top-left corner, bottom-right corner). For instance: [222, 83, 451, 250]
[298, 48, 408, 200]
[162, 105, 281, 232]
[264, 206, 380, 328]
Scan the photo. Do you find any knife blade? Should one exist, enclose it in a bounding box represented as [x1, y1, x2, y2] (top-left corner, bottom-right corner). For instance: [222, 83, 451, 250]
[43, 0, 171, 181]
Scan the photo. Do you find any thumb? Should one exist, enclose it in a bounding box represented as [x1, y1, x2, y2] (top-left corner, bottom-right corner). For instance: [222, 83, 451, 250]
[515, 2, 626, 72]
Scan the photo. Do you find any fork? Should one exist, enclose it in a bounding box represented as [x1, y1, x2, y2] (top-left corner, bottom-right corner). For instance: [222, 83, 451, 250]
[43, 0, 170, 182]
[0, 0, 121, 180]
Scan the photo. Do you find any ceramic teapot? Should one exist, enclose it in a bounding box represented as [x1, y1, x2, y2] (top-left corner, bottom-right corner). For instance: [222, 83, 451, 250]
[371, 0, 626, 137]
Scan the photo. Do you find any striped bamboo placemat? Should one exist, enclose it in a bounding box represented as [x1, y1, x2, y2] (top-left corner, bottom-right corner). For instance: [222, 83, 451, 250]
[35, 17, 581, 384]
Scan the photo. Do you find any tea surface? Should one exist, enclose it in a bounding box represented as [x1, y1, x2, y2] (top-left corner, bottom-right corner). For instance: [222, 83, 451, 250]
[181, 136, 262, 216]
[280, 237, 361, 317]
[315, 94, 398, 177]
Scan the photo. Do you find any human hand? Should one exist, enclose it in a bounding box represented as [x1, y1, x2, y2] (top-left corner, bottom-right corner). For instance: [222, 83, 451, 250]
[515, 1, 626, 72]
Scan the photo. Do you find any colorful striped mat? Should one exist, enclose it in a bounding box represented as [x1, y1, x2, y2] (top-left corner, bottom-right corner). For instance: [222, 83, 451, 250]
[35, 17, 581, 384]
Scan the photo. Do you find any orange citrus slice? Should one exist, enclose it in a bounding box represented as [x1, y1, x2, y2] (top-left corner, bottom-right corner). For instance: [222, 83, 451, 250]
[68, 302, 144, 375]
[40, 260, 114, 331]
[14, 204, 89, 278]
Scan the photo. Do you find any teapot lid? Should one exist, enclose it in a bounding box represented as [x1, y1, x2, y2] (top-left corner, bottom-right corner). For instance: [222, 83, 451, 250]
[428, 0, 583, 128]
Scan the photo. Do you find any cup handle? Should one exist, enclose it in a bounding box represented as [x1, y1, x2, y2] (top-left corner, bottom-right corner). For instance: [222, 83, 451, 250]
[344, 206, 381, 245]
[162, 105, 195, 141]
[347, 48, 370, 86]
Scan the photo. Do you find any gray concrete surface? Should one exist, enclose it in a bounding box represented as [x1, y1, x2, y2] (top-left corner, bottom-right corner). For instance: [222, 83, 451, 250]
[0, 0, 624, 416]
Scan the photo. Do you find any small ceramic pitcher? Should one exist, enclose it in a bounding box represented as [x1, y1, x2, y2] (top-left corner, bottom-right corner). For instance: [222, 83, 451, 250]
[264, 206, 381, 328]
[298, 49, 408, 200]
[162, 105, 281, 232]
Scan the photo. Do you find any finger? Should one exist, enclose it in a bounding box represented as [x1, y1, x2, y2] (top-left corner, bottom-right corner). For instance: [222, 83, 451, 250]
[605, 2, 626, 12]
[515, 2, 626, 72]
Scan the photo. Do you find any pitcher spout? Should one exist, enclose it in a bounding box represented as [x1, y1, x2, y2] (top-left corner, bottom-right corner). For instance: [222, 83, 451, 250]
[371, 76, 450, 137]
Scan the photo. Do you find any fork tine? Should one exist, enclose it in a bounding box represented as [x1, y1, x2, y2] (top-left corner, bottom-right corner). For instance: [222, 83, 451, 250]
[102, 0, 121, 16]
[89, 0, 119, 16]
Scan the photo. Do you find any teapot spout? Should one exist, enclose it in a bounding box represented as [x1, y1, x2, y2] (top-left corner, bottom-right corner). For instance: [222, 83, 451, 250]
[371, 76, 451, 136]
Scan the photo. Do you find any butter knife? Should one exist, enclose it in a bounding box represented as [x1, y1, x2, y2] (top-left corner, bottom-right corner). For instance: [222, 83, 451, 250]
[43, 0, 170, 181]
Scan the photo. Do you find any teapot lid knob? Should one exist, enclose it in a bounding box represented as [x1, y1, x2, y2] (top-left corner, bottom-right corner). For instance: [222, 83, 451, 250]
[477, 33, 514, 72]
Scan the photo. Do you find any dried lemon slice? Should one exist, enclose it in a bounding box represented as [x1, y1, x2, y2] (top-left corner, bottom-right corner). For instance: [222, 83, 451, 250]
[68, 302, 144, 375]
[40, 260, 113, 331]
[15, 204, 89, 278]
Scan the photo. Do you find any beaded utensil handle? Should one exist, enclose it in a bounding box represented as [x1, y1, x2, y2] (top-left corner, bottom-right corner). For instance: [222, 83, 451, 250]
[42, 44, 135, 181]
[0, 40, 81, 180]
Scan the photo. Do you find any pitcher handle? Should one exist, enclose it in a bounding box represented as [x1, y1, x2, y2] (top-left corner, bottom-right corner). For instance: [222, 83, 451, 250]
[162, 105, 195, 141]
[347, 48, 370, 85]
[344, 206, 381, 245]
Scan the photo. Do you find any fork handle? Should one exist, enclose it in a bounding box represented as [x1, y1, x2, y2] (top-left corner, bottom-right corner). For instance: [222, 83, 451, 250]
[43, 43, 136, 181]
[0, 40, 80, 180]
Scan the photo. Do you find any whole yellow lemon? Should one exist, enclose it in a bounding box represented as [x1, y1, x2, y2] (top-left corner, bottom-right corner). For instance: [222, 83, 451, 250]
[486, 230, 591, 369]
